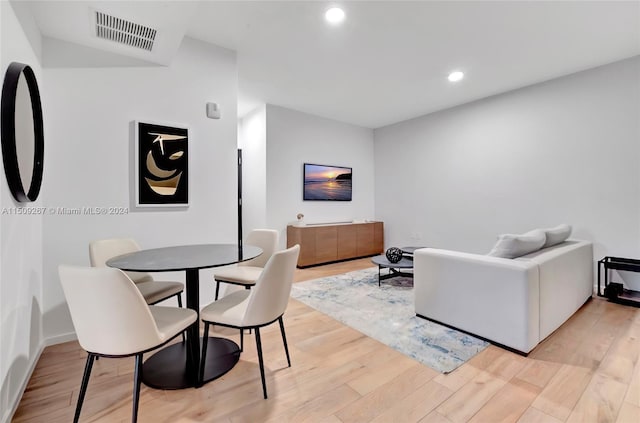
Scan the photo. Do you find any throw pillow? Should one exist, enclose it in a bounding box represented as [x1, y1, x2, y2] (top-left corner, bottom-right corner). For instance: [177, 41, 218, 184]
[541, 223, 572, 248]
[487, 229, 546, 259]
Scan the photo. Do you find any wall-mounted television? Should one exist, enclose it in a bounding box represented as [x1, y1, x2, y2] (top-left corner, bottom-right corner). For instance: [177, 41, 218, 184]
[303, 163, 352, 201]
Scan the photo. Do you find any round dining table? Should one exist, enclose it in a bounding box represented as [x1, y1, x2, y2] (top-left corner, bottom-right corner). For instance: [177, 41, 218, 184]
[106, 243, 262, 390]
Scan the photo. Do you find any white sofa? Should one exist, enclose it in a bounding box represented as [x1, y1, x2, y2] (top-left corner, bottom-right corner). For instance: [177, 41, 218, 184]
[414, 240, 593, 354]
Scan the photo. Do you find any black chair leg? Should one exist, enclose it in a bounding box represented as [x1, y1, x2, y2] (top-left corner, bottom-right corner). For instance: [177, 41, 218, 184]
[177, 294, 185, 343]
[242, 287, 253, 333]
[199, 322, 210, 385]
[278, 316, 291, 367]
[240, 329, 244, 352]
[132, 354, 143, 423]
[215, 281, 221, 300]
[245, 286, 253, 335]
[74, 353, 95, 423]
[255, 327, 267, 399]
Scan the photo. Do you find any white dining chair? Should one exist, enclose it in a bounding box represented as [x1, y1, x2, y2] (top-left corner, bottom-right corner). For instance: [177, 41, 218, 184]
[199, 244, 300, 399]
[213, 229, 279, 300]
[59, 265, 197, 423]
[89, 238, 184, 306]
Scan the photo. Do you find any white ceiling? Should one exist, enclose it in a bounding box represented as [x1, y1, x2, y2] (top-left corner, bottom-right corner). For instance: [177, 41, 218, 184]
[21, 1, 640, 128]
[24, 1, 200, 66]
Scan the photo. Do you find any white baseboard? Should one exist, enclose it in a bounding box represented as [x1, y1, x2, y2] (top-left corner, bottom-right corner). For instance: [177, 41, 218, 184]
[2, 342, 44, 423]
[2, 331, 77, 423]
[45, 331, 77, 346]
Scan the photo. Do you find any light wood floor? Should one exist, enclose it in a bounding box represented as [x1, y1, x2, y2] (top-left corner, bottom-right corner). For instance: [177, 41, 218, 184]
[13, 258, 640, 422]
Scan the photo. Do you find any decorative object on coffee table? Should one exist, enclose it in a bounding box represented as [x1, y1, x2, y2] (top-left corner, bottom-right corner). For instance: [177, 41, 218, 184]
[385, 247, 403, 263]
[371, 254, 413, 286]
[401, 246, 426, 261]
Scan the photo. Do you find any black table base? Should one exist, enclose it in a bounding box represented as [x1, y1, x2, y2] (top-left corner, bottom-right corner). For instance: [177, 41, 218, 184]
[143, 337, 240, 390]
[379, 267, 414, 281]
[107, 244, 262, 390]
[371, 255, 414, 287]
[378, 267, 414, 286]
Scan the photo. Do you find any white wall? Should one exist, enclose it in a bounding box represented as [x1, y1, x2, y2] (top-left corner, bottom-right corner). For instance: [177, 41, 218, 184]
[264, 105, 376, 248]
[41, 37, 238, 339]
[375, 57, 640, 262]
[238, 105, 267, 234]
[0, 2, 44, 422]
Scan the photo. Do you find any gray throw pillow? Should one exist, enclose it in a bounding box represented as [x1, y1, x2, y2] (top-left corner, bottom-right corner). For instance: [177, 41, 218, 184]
[541, 224, 572, 248]
[487, 229, 546, 259]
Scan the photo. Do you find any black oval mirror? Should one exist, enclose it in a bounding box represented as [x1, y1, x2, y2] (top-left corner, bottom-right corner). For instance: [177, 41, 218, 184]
[1, 62, 44, 203]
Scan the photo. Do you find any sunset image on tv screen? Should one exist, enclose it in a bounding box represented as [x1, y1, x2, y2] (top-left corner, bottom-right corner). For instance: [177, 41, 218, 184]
[304, 164, 352, 201]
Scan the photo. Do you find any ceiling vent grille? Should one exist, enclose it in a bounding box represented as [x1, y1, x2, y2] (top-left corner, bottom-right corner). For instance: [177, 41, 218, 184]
[95, 11, 156, 52]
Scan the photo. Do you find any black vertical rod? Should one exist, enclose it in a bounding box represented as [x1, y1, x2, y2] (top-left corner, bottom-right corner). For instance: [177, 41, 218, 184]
[74, 353, 95, 423]
[255, 327, 267, 399]
[185, 269, 200, 384]
[132, 354, 143, 423]
[199, 322, 210, 385]
[279, 316, 291, 367]
[597, 259, 602, 296]
[177, 294, 185, 343]
[238, 149, 243, 250]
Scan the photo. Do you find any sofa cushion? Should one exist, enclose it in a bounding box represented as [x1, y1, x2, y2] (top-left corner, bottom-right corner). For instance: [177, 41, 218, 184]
[487, 229, 546, 259]
[541, 224, 572, 248]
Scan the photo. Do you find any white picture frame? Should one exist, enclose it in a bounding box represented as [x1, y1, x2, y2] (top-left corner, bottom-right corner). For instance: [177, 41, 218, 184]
[133, 120, 189, 208]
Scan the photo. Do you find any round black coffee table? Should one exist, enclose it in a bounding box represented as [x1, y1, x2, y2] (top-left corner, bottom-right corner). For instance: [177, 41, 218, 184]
[371, 255, 414, 287]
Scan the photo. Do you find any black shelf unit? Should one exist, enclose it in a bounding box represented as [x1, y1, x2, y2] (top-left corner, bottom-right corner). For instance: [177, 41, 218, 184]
[598, 256, 640, 307]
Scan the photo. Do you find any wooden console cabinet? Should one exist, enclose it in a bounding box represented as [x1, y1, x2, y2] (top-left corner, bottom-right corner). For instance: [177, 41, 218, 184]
[287, 222, 384, 267]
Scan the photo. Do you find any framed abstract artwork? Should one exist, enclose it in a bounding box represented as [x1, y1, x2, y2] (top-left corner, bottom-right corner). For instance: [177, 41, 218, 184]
[134, 121, 189, 207]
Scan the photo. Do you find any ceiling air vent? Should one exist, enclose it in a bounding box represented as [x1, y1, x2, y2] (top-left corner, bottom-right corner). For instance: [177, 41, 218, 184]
[95, 11, 156, 52]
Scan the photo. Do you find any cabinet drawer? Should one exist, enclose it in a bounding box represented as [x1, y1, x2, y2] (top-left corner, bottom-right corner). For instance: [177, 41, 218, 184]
[315, 226, 338, 262]
[356, 224, 375, 256]
[337, 225, 357, 259]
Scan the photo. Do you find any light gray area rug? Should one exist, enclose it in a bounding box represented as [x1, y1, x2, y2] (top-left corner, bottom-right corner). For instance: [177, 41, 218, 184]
[290, 267, 488, 373]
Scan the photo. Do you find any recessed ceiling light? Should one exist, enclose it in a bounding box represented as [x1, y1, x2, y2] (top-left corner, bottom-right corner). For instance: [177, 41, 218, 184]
[325, 7, 345, 24]
[448, 71, 464, 82]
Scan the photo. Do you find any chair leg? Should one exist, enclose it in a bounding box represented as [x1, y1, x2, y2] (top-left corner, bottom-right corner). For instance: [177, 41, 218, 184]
[215, 281, 221, 300]
[74, 353, 95, 423]
[177, 294, 185, 343]
[254, 327, 268, 399]
[278, 316, 291, 367]
[132, 354, 143, 423]
[244, 286, 252, 333]
[199, 322, 210, 385]
[240, 329, 244, 352]
[245, 284, 252, 334]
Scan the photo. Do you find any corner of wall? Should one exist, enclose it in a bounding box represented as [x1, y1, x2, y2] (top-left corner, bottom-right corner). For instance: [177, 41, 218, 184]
[0, 340, 45, 423]
[7, 0, 43, 62]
